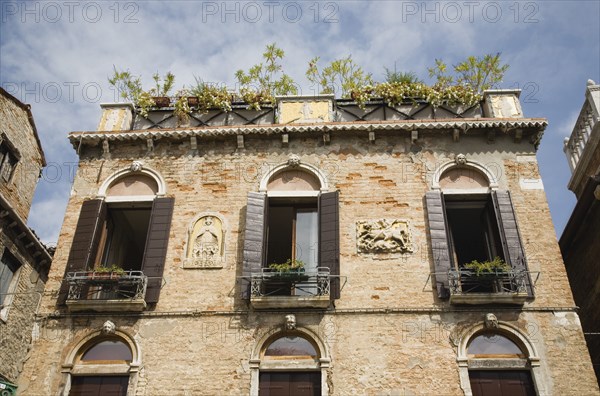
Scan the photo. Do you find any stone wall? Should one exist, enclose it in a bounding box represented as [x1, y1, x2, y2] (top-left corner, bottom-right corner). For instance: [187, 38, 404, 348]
[21, 127, 600, 395]
[0, 92, 45, 221]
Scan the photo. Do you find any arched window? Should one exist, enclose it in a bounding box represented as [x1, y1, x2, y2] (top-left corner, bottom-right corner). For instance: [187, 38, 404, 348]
[425, 158, 533, 302]
[457, 322, 545, 396]
[252, 331, 328, 396]
[59, 166, 175, 309]
[466, 331, 536, 396]
[68, 336, 136, 396]
[241, 158, 340, 307]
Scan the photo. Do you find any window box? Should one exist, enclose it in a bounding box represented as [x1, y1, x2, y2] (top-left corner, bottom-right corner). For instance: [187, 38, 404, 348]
[448, 268, 529, 305]
[64, 270, 148, 312]
[250, 268, 332, 309]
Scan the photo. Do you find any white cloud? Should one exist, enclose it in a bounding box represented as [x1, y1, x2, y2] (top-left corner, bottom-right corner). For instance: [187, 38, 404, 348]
[2, 0, 599, 242]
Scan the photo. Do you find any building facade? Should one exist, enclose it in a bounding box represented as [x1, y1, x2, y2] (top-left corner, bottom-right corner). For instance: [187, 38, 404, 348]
[0, 87, 53, 394]
[19, 92, 599, 395]
[561, 79, 600, 384]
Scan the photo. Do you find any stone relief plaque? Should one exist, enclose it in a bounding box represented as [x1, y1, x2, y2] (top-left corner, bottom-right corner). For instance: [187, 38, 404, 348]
[184, 214, 225, 269]
[356, 219, 414, 254]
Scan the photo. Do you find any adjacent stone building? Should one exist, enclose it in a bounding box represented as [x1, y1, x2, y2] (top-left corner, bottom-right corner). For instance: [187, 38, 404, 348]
[19, 91, 599, 395]
[0, 87, 53, 394]
[561, 79, 600, 384]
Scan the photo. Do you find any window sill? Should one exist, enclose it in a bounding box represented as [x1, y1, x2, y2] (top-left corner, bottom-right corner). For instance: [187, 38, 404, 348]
[449, 292, 529, 305]
[66, 299, 147, 312]
[251, 295, 330, 309]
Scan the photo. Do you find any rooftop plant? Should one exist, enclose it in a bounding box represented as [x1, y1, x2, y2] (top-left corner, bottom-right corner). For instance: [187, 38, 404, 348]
[235, 42, 297, 110]
[108, 48, 509, 116]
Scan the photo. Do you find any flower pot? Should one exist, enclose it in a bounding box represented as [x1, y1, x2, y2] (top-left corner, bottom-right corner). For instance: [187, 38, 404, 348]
[153, 96, 170, 107]
[187, 97, 199, 107]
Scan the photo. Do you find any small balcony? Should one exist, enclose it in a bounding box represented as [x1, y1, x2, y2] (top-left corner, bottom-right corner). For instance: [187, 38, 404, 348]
[65, 270, 148, 312]
[250, 267, 332, 309]
[448, 268, 529, 305]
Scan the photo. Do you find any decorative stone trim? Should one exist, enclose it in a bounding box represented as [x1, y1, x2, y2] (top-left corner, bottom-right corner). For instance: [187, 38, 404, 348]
[183, 213, 226, 269]
[356, 219, 414, 254]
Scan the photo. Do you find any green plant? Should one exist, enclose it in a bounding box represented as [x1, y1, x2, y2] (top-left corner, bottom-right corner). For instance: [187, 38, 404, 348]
[268, 259, 305, 273]
[191, 77, 232, 113]
[173, 89, 192, 126]
[148, 71, 175, 97]
[108, 66, 143, 103]
[464, 257, 510, 276]
[235, 43, 297, 109]
[306, 55, 374, 98]
[384, 68, 422, 84]
[428, 53, 509, 93]
[95, 265, 126, 275]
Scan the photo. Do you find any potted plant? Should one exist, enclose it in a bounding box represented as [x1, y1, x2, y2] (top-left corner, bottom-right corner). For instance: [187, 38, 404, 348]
[148, 71, 175, 107]
[267, 259, 308, 281]
[463, 257, 510, 276]
[93, 264, 126, 279]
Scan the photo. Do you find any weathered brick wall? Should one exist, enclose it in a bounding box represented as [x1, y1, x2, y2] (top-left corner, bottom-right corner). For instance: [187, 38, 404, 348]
[0, 232, 45, 384]
[22, 129, 599, 395]
[0, 93, 45, 221]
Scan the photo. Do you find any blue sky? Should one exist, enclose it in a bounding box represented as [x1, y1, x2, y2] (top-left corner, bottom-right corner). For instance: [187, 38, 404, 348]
[1, 0, 599, 244]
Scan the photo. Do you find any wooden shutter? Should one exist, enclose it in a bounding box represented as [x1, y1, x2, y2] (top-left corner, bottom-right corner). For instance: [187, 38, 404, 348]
[141, 197, 175, 304]
[319, 191, 340, 300]
[57, 199, 106, 305]
[425, 191, 454, 299]
[492, 190, 533, 297]
[241, 192, 267, 299]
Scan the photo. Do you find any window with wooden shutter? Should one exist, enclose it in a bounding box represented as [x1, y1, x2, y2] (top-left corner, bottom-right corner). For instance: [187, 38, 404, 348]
[242, 189, 340, 306]
[141, 197, 175, 304]
[425, 189, 533, 302]
[59, 196, 174, 308]
[58, 199, 106, 305]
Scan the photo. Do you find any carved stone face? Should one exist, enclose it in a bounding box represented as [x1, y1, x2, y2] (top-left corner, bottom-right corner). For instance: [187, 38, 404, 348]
[101, 320, 116, 334]
[287, 155, 301, 167]
[285, 314, 296, 330]
[455, 154, 467, 165]
[130, 161, 143, 172]
[484, 313, 498, 329]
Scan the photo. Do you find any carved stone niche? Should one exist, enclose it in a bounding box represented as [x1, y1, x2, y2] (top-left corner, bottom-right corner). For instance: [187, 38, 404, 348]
[356, 219, 414, 254]
[184, 214, 226, 269]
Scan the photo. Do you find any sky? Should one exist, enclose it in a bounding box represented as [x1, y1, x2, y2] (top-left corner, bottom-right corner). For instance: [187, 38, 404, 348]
[0, 0, 599, 245]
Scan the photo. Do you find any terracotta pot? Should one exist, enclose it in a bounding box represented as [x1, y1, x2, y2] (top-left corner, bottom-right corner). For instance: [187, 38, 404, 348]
[187, 97, 199, 106]
[153, 97, 170, 107]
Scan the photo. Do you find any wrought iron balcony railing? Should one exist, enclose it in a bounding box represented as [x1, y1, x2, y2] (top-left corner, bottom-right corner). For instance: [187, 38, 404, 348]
[448, 268, 528, 296]
[66, 270, 147, 302]
[250, 267, 331, 298]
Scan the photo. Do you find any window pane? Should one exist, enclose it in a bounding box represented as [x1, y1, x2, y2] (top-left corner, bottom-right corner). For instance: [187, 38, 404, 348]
[70, 376, 129, 396]
[295, 209, 318, 270]
[467, 333, 523, 356]
[0, 253, 18, 306]
[469, 370, 535, 396]
[264, 336, 318, 358]
[81, 340, 132, 361]
[101, 207, 152, 271]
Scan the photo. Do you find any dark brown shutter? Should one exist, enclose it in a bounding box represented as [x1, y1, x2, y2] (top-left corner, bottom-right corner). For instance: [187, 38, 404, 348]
[141, 197, 175, 304]
[425, 191, 454, 298]
[241, 192, 267, 299]
[319, 191, 340, 300]
[492, 190, 534, 297]
[57, 199, 106, 305]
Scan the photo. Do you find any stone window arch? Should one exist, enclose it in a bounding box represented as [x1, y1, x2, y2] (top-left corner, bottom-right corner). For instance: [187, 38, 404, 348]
[250, 328, 330, 396]
[98, 163, 166, 202]
[61, 328, 141, 396]
[457, 320, 546, 396]
[432, 158, 499, 192]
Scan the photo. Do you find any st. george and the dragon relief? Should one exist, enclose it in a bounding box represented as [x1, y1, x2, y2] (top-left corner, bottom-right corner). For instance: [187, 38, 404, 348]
[356, 219, 414, 254]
